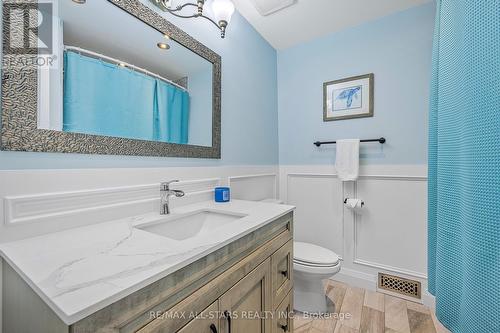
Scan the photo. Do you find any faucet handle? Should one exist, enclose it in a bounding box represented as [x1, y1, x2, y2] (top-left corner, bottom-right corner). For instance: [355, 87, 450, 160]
[161, 180, 180, 191]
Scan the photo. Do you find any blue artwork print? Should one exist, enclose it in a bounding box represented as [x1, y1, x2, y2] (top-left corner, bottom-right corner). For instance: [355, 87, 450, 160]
[333, 85, 362, 111]
[338, 86, 361, 107]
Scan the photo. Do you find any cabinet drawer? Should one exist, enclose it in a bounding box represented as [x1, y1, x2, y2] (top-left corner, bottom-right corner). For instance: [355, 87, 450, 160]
[176, 301, 219, 333]
[273, 291, 293, 333]
[271, 240, 293, 308]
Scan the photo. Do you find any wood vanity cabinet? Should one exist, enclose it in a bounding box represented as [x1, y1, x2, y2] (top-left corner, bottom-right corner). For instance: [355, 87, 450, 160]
[3, 212, 294, 333]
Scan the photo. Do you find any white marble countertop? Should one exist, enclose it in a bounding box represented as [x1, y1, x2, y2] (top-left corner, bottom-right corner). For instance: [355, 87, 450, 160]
[0, 200, 294, 325]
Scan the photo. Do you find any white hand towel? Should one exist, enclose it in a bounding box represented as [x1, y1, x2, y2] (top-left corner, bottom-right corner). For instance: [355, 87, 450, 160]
[335, 139, 360, 181]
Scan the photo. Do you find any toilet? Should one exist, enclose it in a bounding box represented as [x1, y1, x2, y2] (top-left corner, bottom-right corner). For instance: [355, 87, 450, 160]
[293, 241, 341, 313]
[260, 199, 342, 313]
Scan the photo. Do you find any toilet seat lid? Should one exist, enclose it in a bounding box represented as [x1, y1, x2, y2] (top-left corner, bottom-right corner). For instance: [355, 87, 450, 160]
[294, 241, 340, 266]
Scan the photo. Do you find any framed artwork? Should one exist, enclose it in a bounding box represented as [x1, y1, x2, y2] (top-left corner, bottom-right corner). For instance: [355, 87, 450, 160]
[323, 73, 374, 121]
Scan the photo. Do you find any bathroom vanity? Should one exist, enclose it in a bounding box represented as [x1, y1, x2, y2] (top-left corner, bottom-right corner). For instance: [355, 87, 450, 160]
[0, 201, 294, 333]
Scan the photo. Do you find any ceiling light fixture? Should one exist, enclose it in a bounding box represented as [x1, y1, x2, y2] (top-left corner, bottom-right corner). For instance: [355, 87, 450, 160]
[150, 0, 235, 38]
[71, 0, 86, 4]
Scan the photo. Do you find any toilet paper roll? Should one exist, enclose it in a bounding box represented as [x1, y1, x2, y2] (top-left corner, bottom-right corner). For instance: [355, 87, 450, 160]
[344, 198, 364, 209]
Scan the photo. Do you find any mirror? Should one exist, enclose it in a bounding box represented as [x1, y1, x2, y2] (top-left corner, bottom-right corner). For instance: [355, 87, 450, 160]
[39, 0, 212, 146]
[1, 0, 221, 158]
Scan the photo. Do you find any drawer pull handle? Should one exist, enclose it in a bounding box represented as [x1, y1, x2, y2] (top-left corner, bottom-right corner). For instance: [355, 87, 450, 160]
[224, 310, 231, 333]
[280, 270, 288, 277]
[210, 323, 218, 333]
[280, 324, 289, 332]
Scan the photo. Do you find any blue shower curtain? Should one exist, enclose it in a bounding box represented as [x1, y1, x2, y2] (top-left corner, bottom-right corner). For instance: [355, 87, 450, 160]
[428, 1, 499, 333]
[63, 51, 189, 144]
[154, 79, 190, 144]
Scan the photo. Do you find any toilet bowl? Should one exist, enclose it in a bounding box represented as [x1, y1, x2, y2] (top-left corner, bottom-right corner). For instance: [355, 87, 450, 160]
[293, 241, 341, 314]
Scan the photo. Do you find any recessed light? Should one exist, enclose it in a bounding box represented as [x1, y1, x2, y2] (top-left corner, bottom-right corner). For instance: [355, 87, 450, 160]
[71, 0, 86, 4]
[157, 42, 170, 50]
[163, 34, 171, 40]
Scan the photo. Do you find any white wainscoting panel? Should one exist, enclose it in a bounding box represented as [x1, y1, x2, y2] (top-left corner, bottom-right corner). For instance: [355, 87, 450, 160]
[229, 174, 277, 201]
[353, 176, 428, 278]
[286, 173, 344, 257]
[280, 165, 428, 301]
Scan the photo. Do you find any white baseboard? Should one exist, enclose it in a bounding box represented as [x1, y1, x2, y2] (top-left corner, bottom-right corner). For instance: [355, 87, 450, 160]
[331, 267, 434, 306]
[331, 267, 377, 291]
[330, 267, 436, 306]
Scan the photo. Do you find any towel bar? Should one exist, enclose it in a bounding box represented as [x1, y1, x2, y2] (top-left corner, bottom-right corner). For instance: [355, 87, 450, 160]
[314, 137, 386, 147]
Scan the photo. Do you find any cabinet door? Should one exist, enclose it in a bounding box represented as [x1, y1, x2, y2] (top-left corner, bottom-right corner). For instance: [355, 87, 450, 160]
[176, 301, 219, 333]
[219, 259, 272, 333]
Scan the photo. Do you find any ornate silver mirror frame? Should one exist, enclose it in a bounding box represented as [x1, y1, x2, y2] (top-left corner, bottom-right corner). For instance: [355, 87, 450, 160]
[1, 0, 221, 158]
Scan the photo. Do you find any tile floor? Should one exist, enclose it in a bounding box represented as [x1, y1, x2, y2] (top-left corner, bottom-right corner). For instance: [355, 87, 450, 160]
[294, 280, 451, 333]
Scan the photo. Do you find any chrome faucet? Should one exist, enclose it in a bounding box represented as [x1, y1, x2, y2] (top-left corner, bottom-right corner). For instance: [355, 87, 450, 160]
[160, 180, 185, 215]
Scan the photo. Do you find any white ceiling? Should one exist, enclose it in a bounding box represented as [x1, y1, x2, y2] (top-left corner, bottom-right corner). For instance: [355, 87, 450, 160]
[232, 0, 433, 50]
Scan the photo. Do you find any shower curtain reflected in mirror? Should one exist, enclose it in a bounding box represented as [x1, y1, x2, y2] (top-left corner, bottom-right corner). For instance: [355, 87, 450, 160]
[63, 51, 190, 144]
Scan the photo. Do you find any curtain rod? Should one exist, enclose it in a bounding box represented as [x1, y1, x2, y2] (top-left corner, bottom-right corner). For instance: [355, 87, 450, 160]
[64, 46, 188, 92]
[314, 137, 386, 147]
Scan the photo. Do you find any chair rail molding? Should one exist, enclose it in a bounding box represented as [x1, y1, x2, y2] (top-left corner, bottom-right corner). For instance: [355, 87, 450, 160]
[4, 178, 221, 226]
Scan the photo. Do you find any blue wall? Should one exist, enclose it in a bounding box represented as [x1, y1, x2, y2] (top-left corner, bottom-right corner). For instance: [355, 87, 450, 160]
[0, 1, 278, 169]
[1, 2, 436, 169]
[277, 3, 435, 165]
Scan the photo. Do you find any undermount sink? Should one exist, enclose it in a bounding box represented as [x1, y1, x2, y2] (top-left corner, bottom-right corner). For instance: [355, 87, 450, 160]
[137, 210, 247, 241]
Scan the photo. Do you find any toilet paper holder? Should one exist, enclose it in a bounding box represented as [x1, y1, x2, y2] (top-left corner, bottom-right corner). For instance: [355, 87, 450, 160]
[344, 198, 365, 207]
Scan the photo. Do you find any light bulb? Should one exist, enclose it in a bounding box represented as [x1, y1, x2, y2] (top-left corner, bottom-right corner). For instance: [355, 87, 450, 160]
[157, 42, 170, 50]
[211, 0, 235, 24]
